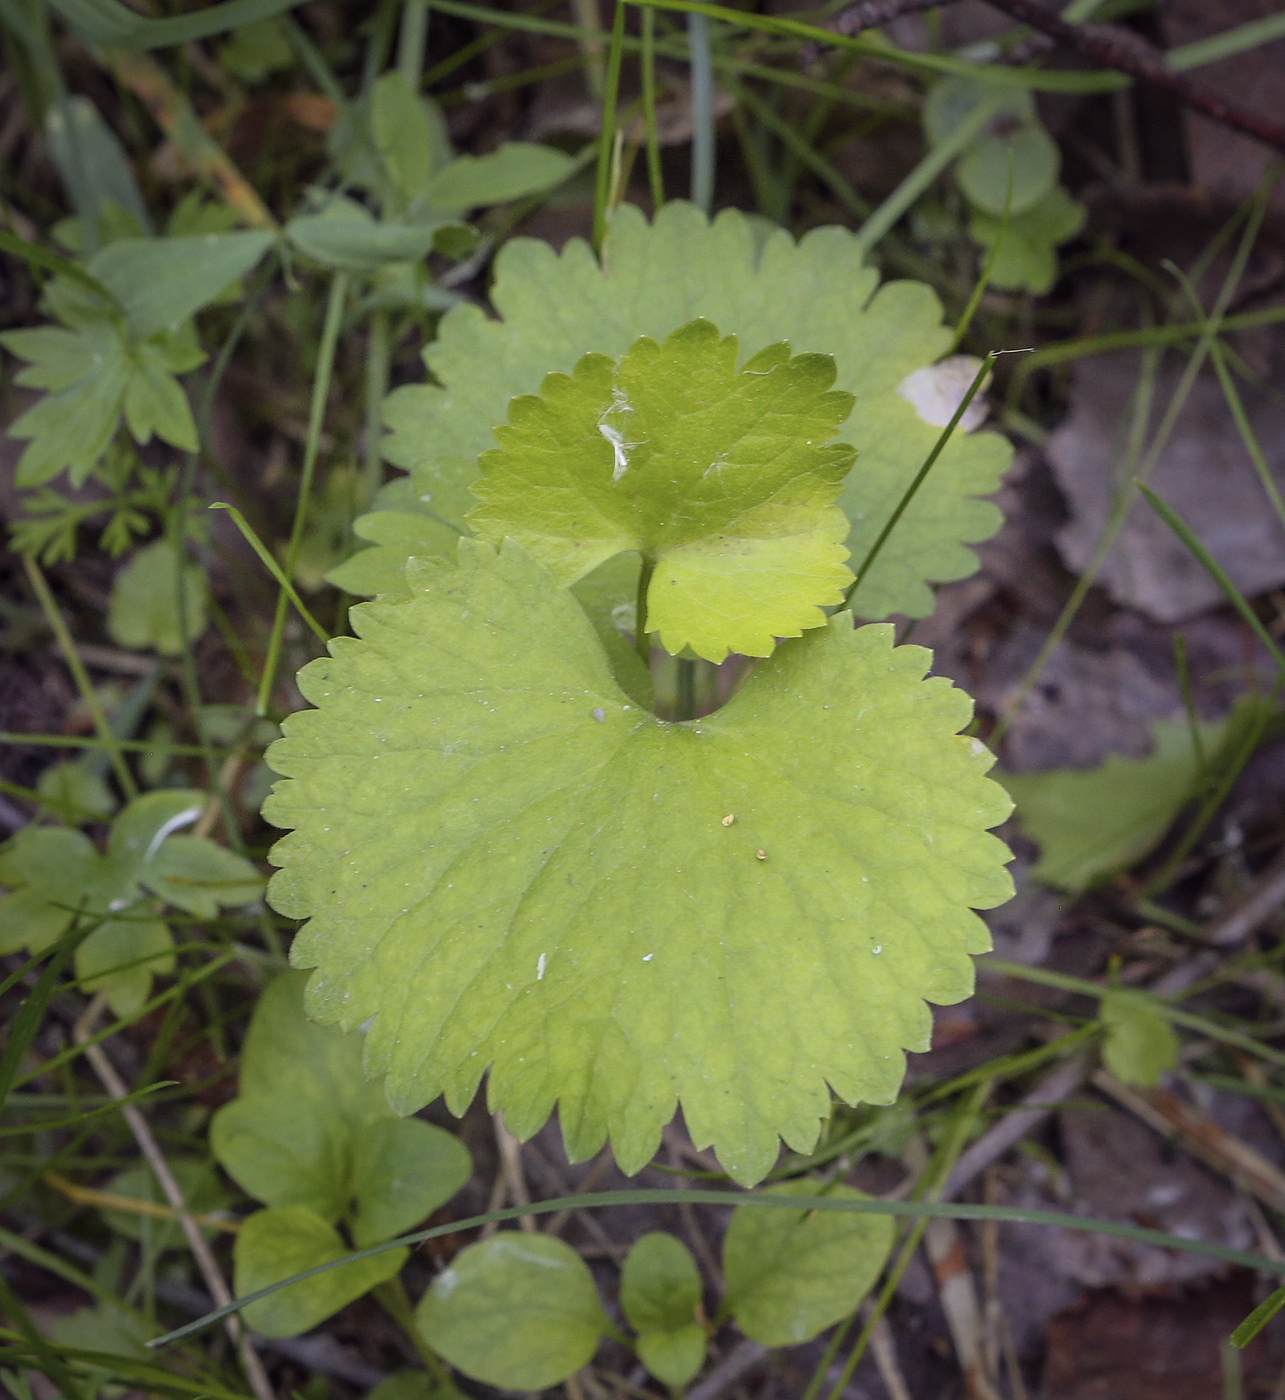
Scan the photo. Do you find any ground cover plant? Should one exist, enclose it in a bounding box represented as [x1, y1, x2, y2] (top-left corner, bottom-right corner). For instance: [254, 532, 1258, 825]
[4, 0, 1285, 1397]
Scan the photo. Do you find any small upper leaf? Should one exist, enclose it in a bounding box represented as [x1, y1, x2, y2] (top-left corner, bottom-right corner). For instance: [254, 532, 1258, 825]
[723, 1184, 894, 1346]
[415, 1234, 608, 1391]
[470, 319, 855, 661]
[265, 540, 1012, 1182]
[352, 202, 1011, 620]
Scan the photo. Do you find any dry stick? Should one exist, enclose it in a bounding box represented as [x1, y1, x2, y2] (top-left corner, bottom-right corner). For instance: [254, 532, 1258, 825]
[864, 1308, 913, 1400]
[829, 0, 964, 36]
[981, 0, 1285, 155]
[73, 995, 275, 1400]
[43, 1171, 240, 1233]
[493, 1113, 537, 1233]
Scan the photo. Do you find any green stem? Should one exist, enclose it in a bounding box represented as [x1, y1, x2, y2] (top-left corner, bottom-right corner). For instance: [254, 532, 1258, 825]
[676, 658, 696, 721]
[397, 0, 430, 83]
[23, 554, 136, 800]
[592, 0, 628, 254]
[641, 7, 664, 208]
[635, 554, 655, 669]
[688, 12, 714, 212]
[257, 271, 348, 716]
[845, 353, 995, 609]
[363, 308, 392, 508]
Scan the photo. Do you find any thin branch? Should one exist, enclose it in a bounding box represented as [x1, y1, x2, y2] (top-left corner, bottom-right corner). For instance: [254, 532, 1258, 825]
[73, 995, 275, 1400]
[982, 0, 1285, 156]
[829, 0, 963, 38]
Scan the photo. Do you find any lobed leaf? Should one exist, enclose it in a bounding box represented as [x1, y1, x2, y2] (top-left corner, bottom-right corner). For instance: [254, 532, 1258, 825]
[349, 202, 1011, 620]
[266, 540, 1013, 1182]
[470, 319, 855, 661]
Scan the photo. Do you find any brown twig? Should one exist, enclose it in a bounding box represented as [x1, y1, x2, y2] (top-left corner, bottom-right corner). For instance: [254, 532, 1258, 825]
[828, 0, 963, 38]
[73, 995, 274, 1400]
[981, 0, 1285, 156]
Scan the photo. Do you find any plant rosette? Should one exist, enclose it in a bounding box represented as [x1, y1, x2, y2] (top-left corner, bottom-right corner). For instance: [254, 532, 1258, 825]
[264, 305, 1014, 1181]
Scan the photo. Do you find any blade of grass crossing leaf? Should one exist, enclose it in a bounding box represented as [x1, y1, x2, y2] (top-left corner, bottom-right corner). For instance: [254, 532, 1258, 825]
[593, 0, 628, 252]
[1138, 485, 1285, 678]
[950, 154, 1014, 352]
[641, 9, 664, 207]
[992, 174, 1275, 745]
[1232, 1283, 1285, 1348]
[257, 272, 347, 716]
[845, 353, 995, 608]
[23, 555, 136, 798]
[149, 1187, 1285, 1348]
[210, 504, 329, 643]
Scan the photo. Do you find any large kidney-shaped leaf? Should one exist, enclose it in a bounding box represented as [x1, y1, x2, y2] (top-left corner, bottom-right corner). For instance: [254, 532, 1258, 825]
[234, 1205, 406, 1338]
[265, 540, 1013, 1183]
[346, 201, 1011, 620]
[415, 1234, 608, 1390]
[470, 319, 854, 661]
[723, 1184, 894, 1345]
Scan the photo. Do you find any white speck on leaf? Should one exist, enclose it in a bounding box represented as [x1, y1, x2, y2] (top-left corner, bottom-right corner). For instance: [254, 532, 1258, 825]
[536, 953, 546, 980]
[591, 707, 606, 723]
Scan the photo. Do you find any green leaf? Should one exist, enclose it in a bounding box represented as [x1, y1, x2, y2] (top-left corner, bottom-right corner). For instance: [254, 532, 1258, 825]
[924, 77, 1057, 215]
[470, 319, 855, 661]
[0, 827, 100, 956]
[100, 1157, 228, 1251]
[415, 1233, 607, 1390]
[969, 185, 1086, 295]
[286, 200, 438, 272]
[0, 788, 255, 995]
[371, 72, 441, 205]
[723, 1183, 894, 1345]
[75, 915, 174, 1018]
[349, 1116, 472, 1248]
[107, 540, 208, 655]
[364, 202, 1010, 620]
[36, 761, 117, 822]
[218, 17, 293, 82]
[368, 1373, 465, 1400]
[233, 1205, 406, 1338]
[210, 973, 471, 1233]
[265, 540, 1012, 1182]
[88, 232, 275, 340]
[3, 329, 129, 487]
[621, 1232, 702, 1333]
[141, 834, 263, 918]
[45, 95, 151, 237]
[1002, 718, 1222, 894]
[422, 143, 575, 211]
[122, 347, 198, 451]
[1100, 990, 1180, 1088]
[621, 1233, 706, 1388]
